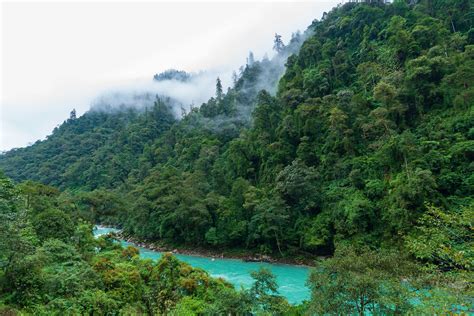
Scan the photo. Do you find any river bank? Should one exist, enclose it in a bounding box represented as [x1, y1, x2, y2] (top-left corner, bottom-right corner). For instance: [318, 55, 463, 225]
[98, 226, 317, 267]
[119, 233, 318, 267]
[95, 225, 312, 304]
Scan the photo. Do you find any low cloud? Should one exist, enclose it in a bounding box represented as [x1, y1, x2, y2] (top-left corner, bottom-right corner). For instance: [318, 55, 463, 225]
[90, 69, 232, 117]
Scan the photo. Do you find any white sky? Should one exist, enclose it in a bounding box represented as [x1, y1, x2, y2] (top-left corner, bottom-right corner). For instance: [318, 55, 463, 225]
[1, 0, 340, 151]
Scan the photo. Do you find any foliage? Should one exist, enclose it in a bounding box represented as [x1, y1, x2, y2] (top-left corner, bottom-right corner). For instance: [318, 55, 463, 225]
[0, 0, 473, 313]
[1, 0, 472, 263]
[405, 203, 473, 270]
[0, 173, 292, 314]
[310, 246, 418, 314]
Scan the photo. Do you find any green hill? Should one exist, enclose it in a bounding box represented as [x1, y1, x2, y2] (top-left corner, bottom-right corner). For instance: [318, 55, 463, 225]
[1, 1, 473, 314]
[1, 0, 472, 256]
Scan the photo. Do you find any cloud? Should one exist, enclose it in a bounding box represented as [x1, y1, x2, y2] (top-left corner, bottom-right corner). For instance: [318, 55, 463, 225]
[1, 1, 340, 151]
[89, 69, 230, 117]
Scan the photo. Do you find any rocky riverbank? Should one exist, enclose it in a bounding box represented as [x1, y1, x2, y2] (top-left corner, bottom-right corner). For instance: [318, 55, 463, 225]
[102, 228, 316, 267]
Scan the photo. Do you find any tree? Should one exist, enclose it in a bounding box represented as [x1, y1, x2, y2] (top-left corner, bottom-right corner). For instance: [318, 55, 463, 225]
[303, 67, 330, 97]
[32, 209, 74, 242]
[73, 221, 96, 259]
[17, 181, 60, 214]
[69, 108, 77, 120]
[0, 175, 38, 276]
[442, 45, 474, 108]
[405, 204, 473, 270]
[231, 71, 238, 85]
[216, 77, 223, 100]
[373, 81, 406, 125]
[308, 247, 417, 315]
[247, 193, 289, 255]
[273, 33, 285, 54]
[252, 90, 282, 141]
[0, 172, 19, 214]
[385, 168, 438, 233]
[248, 267, 290, 314]
[275, 159, 320, 214]
[247, 51, 255, 66]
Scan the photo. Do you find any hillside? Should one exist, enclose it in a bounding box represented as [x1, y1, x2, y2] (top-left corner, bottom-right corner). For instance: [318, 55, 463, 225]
[1, 0, 472, 256]
[1, 0, 473, 314]
[0, 39, 302, 190]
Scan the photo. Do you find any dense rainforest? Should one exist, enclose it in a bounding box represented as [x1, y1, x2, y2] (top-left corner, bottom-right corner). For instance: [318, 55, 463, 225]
[1, 0, 473, 314]
[0, 174, 298, 314]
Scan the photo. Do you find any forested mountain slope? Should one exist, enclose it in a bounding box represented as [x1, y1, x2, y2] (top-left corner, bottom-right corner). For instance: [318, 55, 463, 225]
[1, 100, 175, 189]
[1, 0, 473, 259]
[1, 0, 473, 314]
[0, 38, 302, 190]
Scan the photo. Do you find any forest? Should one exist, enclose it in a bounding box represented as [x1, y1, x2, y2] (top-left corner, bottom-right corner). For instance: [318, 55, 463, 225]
[0, 0, 473, 314]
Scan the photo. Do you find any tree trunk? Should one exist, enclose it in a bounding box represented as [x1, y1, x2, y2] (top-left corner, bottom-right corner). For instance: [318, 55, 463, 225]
[274, 230, 283, 256]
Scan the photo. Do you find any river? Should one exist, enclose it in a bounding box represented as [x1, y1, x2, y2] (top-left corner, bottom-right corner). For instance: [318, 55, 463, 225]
[94, 226, 311, 304]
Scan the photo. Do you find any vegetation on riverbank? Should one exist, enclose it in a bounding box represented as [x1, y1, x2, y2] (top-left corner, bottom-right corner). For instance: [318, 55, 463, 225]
[1, 0, 473, 314]
[113, 228, 318, 266]
[0, 175, 297, 314]
[1, 172, 472, 314]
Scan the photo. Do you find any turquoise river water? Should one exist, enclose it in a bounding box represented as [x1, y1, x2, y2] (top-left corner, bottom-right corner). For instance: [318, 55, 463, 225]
[94, 226, 311, 304]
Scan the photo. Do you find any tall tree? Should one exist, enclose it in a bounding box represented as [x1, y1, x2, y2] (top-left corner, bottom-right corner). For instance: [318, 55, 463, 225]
[69, 108, 77, 120]
[247, 51, 255, 66]
[273, 33, 285, 54]
[216, 77, 223, 100]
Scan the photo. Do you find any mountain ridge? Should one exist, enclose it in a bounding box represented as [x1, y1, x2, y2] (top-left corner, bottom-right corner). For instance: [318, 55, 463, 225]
[1, 0, 472, 265]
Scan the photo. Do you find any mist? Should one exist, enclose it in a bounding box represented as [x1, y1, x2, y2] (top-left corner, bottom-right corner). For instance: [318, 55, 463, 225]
[89, 69, 231, 117]
[1, 1, 341, 151]
[194, 29, 312, 135]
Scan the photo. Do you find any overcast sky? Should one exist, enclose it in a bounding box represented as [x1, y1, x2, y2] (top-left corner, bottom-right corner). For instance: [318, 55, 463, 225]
[1, 0, 340, 151]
